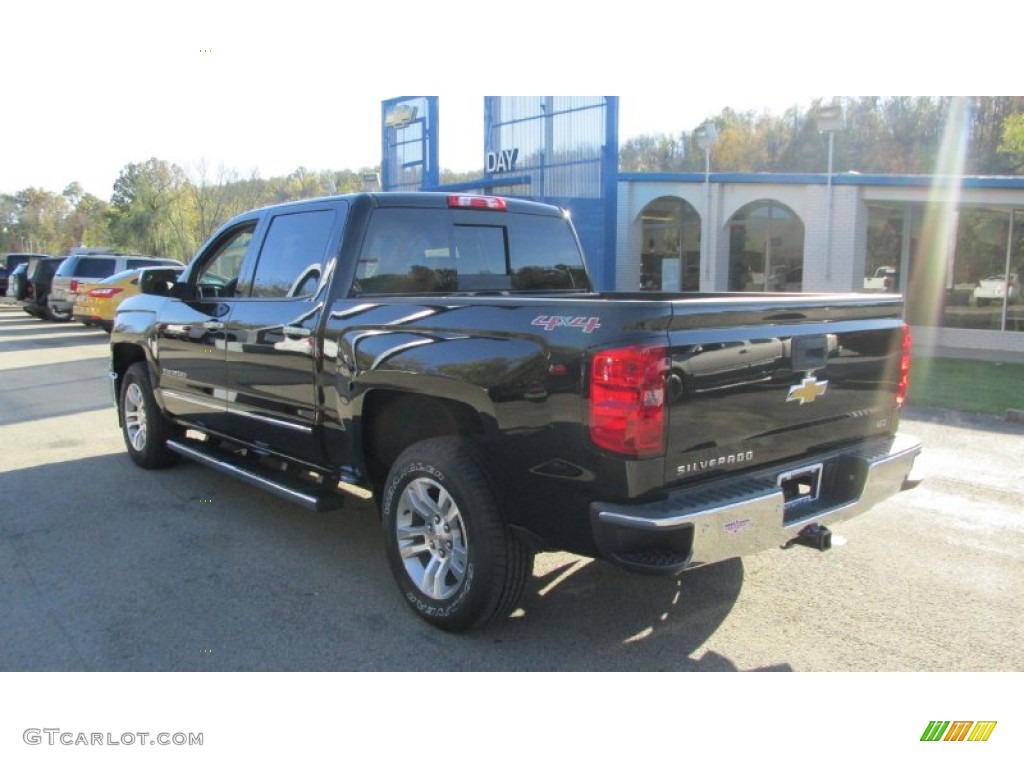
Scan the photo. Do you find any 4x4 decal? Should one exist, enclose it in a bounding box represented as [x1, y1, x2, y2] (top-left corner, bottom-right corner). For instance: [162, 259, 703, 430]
[531, 315, 602, 333]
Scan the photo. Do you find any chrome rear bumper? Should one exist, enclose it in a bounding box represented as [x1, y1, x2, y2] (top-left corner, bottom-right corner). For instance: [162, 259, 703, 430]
[591, 433, 922, 574]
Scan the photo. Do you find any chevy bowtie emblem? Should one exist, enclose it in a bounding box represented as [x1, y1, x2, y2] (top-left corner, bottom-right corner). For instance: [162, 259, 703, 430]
[787, 375, 828, 405]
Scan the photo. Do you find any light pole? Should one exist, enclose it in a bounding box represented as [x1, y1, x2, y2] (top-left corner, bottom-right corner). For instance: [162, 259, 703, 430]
[693, 122, 718, 286]
[815, 103, 845, 282]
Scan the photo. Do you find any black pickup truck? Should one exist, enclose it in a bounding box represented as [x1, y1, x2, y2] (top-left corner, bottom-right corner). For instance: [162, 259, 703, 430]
[109, 192, 921, 631]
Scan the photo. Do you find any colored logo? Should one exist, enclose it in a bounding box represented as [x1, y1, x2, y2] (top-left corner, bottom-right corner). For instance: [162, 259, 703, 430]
[786, 375, 828, 405]
[531, 315, 602, 333]
[385, 105, 418, 129]
[920, 721, 997, 742]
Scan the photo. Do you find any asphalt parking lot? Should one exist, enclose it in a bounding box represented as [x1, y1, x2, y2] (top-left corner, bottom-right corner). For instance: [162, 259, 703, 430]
[1, 302, 1022, 671]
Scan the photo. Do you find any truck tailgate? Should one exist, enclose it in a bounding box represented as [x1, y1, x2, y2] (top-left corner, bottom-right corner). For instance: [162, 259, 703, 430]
[662, 295, 907, 488]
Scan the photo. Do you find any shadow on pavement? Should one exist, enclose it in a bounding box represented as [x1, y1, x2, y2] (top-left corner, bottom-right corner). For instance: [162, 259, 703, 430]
[1, 450, 756, 672]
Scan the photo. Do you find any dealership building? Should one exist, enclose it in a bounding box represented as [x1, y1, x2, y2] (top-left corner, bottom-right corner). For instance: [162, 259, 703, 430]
[381, 96, 1024, 361]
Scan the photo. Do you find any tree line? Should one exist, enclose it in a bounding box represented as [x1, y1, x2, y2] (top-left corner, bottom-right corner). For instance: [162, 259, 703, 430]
[4, 97, 1024, 261]
[620, 96, 1024, 175]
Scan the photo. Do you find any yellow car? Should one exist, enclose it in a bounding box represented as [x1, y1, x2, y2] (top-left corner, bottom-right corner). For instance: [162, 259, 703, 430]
[73, 265, 183, 331]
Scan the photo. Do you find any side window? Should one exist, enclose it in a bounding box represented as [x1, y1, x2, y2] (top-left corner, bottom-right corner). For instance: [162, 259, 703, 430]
[245, 210, 335, 298]
[195, 224, 256, 298]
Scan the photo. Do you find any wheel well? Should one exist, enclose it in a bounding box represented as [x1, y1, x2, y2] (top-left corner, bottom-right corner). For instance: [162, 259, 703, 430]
[362, 391, 484, 494]
[111, 343, 148, 400]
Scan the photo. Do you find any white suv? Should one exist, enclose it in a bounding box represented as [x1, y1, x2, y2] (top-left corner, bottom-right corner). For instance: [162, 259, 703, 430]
[48, 249, 181, 321]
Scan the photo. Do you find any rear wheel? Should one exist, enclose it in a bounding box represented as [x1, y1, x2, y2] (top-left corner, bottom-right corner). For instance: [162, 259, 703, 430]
[46, 301, 71, 322]
[381, 437, 532, 632]
[119, 362, 178, 469]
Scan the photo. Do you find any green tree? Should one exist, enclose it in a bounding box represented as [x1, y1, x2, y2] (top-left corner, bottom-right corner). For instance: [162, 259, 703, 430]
[109, 158, 191, 260]
[619, 133, 688, 172]
[9, 188, 71, 254]
[997, 113, 1024, 172]
[66, 191, 113, 248]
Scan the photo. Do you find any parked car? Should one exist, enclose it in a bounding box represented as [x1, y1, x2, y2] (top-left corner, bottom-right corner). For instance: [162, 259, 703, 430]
[74, 265, 184, 331]
[864, 266, 898, 292]
[974, 273, 1020, 306]
[19, 256, 67, 319]
[48, 250, 181, 321]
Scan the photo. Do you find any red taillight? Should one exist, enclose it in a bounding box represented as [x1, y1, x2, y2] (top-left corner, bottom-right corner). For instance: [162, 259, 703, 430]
[87, 287, 124, 299]
[70, 279, 79, 293]
[447, 194, 508, 211]
[589, 345, 667, 458]
[896, 324, 912, 406]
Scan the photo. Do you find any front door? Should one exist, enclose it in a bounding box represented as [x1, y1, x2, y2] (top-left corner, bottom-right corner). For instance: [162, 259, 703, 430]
[155, 221, 258, 435]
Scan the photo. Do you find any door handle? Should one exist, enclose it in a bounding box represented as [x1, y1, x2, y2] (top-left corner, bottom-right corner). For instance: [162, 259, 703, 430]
[203, 321, 225, 331]
[283, 326, 311, 338]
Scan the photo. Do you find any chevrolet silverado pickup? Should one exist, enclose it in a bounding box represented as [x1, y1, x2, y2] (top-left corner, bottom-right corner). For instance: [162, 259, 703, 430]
[109, 192, 921, 631]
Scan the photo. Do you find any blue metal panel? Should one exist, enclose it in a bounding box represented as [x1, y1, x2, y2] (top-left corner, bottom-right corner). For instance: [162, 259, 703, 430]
[478, 96, 619, 289]
[381, 96, 439, 192]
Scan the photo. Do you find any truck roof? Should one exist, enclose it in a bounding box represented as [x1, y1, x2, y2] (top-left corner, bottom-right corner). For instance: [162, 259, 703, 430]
[228, 191, 567, 221]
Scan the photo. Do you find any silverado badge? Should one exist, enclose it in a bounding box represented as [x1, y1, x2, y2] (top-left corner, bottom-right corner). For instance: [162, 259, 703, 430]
[787, 375, 828, 405]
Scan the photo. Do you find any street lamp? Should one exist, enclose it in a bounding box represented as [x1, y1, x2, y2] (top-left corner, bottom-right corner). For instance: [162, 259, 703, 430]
[693, 122, 718, 284]
[815, 103, 845, 281]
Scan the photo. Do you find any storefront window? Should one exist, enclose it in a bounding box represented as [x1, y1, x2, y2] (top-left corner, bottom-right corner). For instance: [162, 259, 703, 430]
[639, 197, 701, 291]
[906, 206, 1023, 332]
[865, 204, 904, 293]
[728, 201, 804, 292]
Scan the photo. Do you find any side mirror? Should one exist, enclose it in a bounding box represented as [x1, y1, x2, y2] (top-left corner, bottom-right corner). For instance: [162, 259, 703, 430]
[139, 272, 187, 298]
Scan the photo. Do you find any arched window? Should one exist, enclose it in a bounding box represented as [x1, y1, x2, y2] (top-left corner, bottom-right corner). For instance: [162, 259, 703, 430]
[639, 196, 702, 291]
[728, 201, 804, 292]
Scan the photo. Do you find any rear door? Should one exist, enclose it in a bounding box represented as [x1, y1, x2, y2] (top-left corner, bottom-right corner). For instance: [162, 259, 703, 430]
[222, 201, 347, 462]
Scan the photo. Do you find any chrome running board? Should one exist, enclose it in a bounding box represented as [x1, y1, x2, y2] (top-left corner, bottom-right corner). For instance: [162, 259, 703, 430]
[167, 438, 345, 513]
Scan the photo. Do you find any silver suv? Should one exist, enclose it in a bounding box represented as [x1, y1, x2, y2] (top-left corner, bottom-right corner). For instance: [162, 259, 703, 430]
[48, 249, 181, 321]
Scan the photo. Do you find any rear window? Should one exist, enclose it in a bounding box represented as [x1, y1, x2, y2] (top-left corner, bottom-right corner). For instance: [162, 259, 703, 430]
[58, 257, 118, 279]
[352, 208, 589, 295]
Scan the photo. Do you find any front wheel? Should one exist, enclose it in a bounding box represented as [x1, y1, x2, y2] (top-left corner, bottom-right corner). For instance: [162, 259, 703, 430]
[119, 362, 178, 469]
[381, 437, 532, 632]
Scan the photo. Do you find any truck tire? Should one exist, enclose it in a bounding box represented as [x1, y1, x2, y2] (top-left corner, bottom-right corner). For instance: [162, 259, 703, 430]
[381, 436, 532, 632]
[119, 362, 178, 469]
